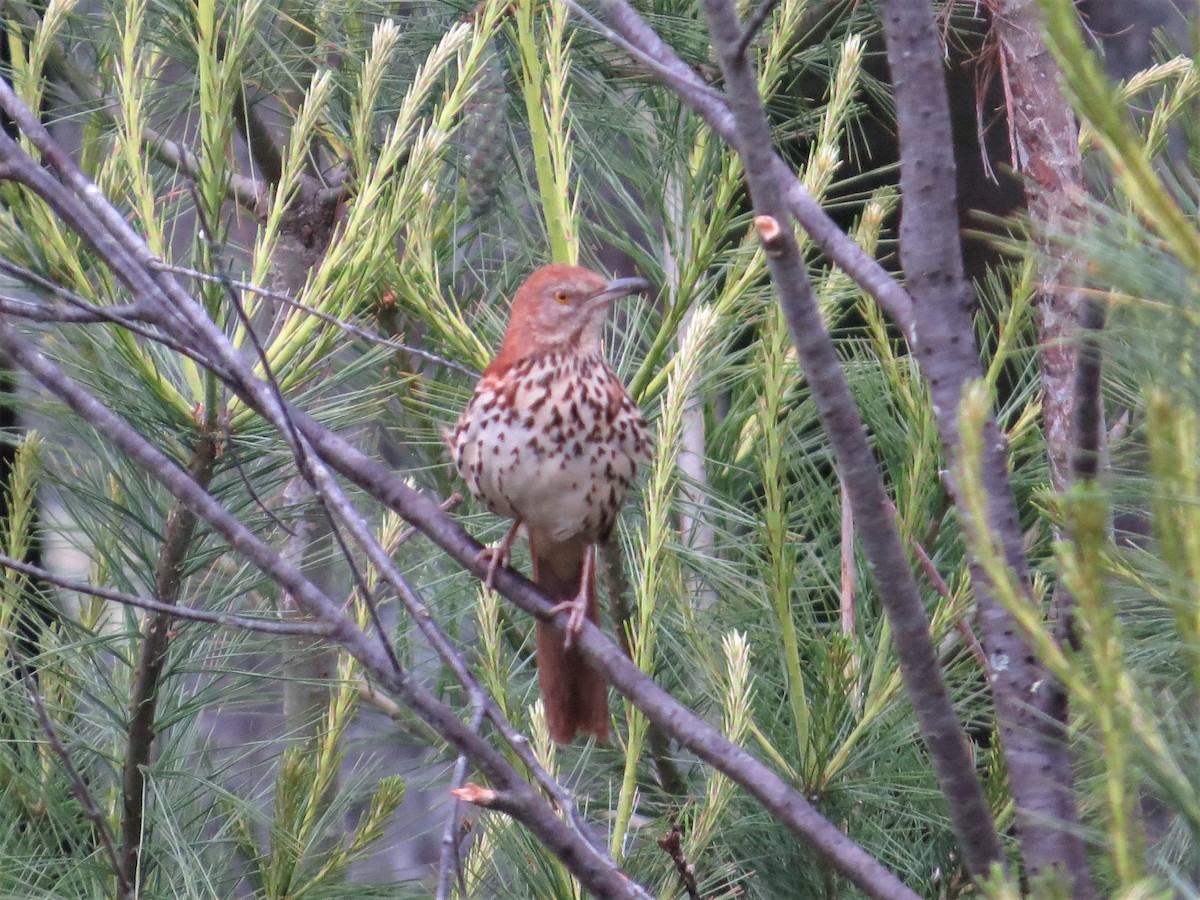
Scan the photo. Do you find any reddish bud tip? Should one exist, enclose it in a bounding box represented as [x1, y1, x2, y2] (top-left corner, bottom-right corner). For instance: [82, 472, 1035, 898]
[450, 783, 498, 806]
[753, 214, 782, 243]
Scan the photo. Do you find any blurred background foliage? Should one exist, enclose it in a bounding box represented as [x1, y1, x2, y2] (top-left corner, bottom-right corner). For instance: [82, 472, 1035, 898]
[0, 0, 1197, 897]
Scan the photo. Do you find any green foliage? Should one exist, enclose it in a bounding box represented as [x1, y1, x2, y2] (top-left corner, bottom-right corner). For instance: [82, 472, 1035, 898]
[5, 0, 1200, 896]
[0, 0, 999, 894]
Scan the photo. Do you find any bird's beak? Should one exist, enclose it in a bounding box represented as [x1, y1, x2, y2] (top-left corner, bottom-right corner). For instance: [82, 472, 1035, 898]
[590, 276, 651, 305]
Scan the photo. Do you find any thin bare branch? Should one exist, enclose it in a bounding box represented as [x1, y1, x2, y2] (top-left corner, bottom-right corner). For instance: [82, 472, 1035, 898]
[0, 552, 333, 635]
[150, 261, 479, 377]
[839, 476, 855, 637]
[658, 824, 701, 900]
[704, 0, 1003, 875]
[437, 699, 486, 900]
[121, 435, 219, 883]
[571, 0, 916, 335]
[0, 295, 143, 323]
[20, 667, 132, 899]
[733, 0, 783, 60]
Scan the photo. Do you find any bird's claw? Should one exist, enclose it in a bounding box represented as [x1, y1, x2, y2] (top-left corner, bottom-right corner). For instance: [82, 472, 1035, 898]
[548, 595, 588, 650]
[476, 544, 510, 590]
[476, 521, 522, 591]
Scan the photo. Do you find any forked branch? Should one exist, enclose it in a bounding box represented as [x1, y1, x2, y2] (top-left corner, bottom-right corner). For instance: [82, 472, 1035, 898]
[0, 72, 920, 900]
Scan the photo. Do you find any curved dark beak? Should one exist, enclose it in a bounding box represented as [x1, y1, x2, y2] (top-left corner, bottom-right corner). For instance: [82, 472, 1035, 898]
[591, 276, 651, 305]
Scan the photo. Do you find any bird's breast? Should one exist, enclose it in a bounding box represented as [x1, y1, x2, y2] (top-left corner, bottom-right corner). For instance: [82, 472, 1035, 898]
[451, 352, 650, 542]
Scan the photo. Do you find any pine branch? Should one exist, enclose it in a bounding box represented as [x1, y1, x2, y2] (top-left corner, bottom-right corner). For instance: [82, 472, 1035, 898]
[703, 0, 1004, 877]
[121, 435, 218, 885]
[569, 0, 917, 336]
[875, 0, 1081, 887]
[0, 553, 334, 636]
[0, 75, 919, 900]
[8, 3, 264, 213]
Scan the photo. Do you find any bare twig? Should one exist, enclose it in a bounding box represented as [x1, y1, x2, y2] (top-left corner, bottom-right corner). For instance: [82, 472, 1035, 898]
[0, 553, 331, 636]
[190, 187, 399, 674]
[21, 667, 133, 899]
[658, 824, 701, 900]
[0, 256, 151, 320]
[391, 494, 464, 551]
[223, 430, 297, 538]
[437, 698, 486, 900]
[707, 0, 1003, 876]
[149, 261, 479, 377]
[909, 535, 989, 672]
[733, 0, 783, 60]
[881, 497, 989, 671]
[121, 436, 218, 884]
[0, 295, 145, 323]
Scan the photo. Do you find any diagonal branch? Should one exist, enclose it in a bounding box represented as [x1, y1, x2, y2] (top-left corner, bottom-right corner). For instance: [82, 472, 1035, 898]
[733, 0, 783, 60]
[0, 318, 649, 900]
[0, 76, 919, 900]
[149, 261, 478, 376]
[876, 0, 1088, 888]
[702, 0, 1003, 878]
[570, 0, 916, 336]
[0, 552, 334, 635]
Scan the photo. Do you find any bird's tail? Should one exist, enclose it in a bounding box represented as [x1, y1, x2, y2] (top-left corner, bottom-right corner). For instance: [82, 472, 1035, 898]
[528, 532, 609, 744]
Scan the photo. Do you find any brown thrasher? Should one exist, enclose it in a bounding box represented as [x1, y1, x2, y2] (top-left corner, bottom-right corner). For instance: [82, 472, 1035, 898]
[449, 264, 651, 743]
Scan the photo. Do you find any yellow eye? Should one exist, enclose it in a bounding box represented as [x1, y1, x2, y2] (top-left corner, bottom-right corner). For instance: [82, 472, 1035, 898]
[554, 290, 570, 304]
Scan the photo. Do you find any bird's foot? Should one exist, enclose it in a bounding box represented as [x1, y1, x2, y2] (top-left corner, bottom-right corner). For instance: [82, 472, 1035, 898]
[548, 544, 595, 650]
[548, 593, 589, 650]
[476, 520, 521, 590]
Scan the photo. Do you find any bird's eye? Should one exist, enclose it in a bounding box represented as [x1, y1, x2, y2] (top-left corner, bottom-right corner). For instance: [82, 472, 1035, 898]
[554, 290, 570, 304]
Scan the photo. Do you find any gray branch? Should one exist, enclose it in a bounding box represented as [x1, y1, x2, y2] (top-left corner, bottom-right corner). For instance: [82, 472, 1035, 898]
[571, 0, 916, 336]
[0, 554, 334, 636]
[703, 0, 1003, 878]
[876, 0, 1086, 887]
[0, 59, 928, 900]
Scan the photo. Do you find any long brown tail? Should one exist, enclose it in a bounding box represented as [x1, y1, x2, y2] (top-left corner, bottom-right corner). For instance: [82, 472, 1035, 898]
[528, 532, 609, 744]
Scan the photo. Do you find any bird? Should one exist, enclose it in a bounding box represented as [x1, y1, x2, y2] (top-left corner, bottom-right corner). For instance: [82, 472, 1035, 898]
[449, 264, 652, 743]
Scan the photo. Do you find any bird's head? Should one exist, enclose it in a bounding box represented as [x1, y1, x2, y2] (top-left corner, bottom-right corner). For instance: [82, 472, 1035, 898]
[491, 264, 650, 367]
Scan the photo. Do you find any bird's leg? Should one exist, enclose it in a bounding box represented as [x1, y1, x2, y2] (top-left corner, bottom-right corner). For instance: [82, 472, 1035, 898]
[549, 544, 595, 650]
[477, 520, 521, 590]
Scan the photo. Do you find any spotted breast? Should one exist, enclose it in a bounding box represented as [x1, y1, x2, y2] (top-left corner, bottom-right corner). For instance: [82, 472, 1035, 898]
[451, 349, 650, 544]
[448, 264, 652, 743]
